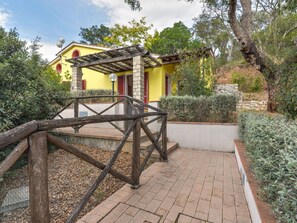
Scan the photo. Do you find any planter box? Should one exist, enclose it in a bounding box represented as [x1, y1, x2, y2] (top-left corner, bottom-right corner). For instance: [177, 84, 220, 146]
[167, 122, 238, 152]
[234, 140, 276, 223]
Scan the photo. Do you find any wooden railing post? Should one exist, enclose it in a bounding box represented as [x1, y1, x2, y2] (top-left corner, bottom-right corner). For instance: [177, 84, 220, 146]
[124, 98, 133, 132]
[131, 118, 141, 189]
[28, 131, 50, 223]
[162, 116, 168, 161]
[74, 98, 79, 133]
[124, 98, 129, 132]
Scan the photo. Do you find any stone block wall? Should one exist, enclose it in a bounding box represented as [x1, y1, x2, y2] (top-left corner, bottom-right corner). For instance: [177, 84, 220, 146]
[237, 100, 267, 111]
[133, 55, 144, 101]
[215, 84, 267, 111]
[215, 84, 242, 99]
[71, 66, 83, 92]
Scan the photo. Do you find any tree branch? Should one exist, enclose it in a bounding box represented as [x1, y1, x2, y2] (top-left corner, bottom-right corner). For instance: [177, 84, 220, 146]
[239, 0, 252, 37]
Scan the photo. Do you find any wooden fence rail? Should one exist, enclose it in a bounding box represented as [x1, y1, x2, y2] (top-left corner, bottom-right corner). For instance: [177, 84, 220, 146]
[0, 95, 167, 223]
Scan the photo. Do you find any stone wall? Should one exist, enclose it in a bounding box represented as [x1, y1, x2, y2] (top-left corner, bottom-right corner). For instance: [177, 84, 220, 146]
[237, 100, 267, 111]
[215, 84, 267, 111]
[71, 66, 82, 92]
[133, 55, 144, 101]
[215, 84, 242, 99]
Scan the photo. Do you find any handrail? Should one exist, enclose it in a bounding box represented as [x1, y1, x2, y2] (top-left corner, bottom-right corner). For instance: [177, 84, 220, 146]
[0, 112, 166, 150]
[0, 95, 167, 223]
[0, 121, 38, 150]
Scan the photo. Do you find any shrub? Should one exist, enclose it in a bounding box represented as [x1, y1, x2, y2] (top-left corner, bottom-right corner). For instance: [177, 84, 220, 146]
[275, 55, 297, 120]
[160, 94, 237, 123]
[71, 89, 117, 103]
[211, 94, 237, 123]
[231, 72, 264, 93]
[238, 112, 297, 222]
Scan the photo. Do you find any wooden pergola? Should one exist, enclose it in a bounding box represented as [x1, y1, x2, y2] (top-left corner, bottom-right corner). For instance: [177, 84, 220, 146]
[66, 45, 161, 74]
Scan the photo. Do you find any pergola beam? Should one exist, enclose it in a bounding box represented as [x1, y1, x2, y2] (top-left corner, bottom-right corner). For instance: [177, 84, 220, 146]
[75, 51, 148, 68]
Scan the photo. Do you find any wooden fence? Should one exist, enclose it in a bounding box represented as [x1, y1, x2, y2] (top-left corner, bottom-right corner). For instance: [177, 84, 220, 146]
[0, 95, 167, 223]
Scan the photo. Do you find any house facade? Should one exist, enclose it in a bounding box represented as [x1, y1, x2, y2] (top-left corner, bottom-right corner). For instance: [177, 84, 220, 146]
[50, 42, 213, 103]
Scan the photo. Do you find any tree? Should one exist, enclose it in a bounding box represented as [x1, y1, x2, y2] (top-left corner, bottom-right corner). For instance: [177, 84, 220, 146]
[0, 27, 67, 131]
[79, 24, 111, 45]
[124, 0, 297, 112]
[150, 22, 201, 55]
[193, 12, 236, 65]
[104, 17, 155, 48]
[171, 51, 214, 96]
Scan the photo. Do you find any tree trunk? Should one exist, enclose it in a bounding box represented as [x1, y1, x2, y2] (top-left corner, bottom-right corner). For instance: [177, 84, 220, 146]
[228, 0, 277, 112]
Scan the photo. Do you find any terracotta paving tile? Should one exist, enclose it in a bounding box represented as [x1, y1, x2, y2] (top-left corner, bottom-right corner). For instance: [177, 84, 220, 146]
[76, 149, 251, 223]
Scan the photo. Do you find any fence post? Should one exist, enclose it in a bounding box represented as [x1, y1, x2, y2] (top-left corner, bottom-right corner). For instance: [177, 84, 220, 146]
[124, 98, 129, 132]
[28, 131, 50, 223]
[124, 98, 133, 132]
[162, 116, 168, 161]
[74, 98, 79, 133]
[131, 118, 141, 189]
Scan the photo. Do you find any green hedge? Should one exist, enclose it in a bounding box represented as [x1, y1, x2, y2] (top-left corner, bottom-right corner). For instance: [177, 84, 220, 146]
[160, 94, 237, 123]
[71, 89, 117, 103]
[238, 112, 297, 222]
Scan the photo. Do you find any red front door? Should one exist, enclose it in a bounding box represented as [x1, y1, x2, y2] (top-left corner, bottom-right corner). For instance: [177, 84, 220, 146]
[118, 74, 149, 103]
[117, 76, 125, 95]
[144, 72, 149, 103]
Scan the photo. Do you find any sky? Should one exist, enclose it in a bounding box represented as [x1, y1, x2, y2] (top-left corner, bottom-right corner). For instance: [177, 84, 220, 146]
[0, 0, 203, 61]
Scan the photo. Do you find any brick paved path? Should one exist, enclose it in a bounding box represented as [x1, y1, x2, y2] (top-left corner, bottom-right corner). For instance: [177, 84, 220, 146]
[78, 148, 251, 223]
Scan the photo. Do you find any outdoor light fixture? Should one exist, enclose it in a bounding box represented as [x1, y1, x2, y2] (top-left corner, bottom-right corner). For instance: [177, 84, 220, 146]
[109, 73, 117, 102]
[56, 38, 65, 48]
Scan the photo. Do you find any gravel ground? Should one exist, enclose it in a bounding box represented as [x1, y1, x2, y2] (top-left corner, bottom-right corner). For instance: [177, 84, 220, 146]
[0, 144, 141, 223]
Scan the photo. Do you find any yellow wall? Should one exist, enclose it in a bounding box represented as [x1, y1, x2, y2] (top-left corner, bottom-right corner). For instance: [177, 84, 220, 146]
[50, 45, 112, 90]
[50, 45, 212, 102]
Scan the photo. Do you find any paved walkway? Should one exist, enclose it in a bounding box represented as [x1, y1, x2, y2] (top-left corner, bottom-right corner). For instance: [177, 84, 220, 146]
[78, 148, 251, 223]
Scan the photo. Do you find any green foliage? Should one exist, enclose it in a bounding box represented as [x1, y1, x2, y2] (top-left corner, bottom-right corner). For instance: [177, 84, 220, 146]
[231, 72, 264, 93]
[104, 17, 155, 49]
[192, 12, 232, 65]
[238, 112, 297, 222]
[211, 94, 237, 122]
[172, 51, 214, 97]
[71, 89, 116, 103]
[0, 27, 68, 131]
[275, 52, 297, 119]
[253, 13, 297, 64]
[79, 24, 111, 46]
[160, 94, 237, 123]
[150, 22, 201, 55]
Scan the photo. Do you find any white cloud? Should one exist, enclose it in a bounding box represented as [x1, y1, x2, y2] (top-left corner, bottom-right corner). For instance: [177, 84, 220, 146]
[25, 39, 59, 62]
[88, 0, 203, 31]
[39, 42, 59, 62]
[0, 8, 10, 28]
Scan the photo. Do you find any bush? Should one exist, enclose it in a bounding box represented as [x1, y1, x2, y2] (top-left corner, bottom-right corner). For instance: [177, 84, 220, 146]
[160, 94, 237, 123]
[275, 54, 297, 120]
[71, 89, 117, 103]
[238, 112, 297, 222]
[231, 72, 264, 93]
[211, 94, 237, 122]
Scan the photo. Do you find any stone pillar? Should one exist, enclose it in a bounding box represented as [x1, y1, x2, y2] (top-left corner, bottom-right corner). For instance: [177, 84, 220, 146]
[71, 66, 83, 92]
[133, 55, 144, 101]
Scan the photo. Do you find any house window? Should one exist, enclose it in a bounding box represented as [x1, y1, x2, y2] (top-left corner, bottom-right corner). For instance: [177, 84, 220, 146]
[56, 63, 62, 73]
[82, 79, 87, 90]
[72, 50, 80, 58]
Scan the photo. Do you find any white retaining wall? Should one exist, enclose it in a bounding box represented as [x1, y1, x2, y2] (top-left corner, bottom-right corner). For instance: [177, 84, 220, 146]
[57, 103, 125, 128]
[167, 122, 238, 152]
[234, 142, 261, 223]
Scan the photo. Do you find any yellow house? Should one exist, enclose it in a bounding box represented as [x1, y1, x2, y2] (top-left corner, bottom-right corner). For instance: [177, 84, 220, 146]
[50, 42, 213, 103]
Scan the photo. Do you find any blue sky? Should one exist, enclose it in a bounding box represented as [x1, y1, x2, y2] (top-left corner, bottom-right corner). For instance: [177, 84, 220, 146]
[0, 0, 203, 61]
[1, 0, 108, 43]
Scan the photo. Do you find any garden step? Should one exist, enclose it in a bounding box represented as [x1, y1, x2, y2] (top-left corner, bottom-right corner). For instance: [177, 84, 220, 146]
[140, 139, 178, 160]
[139, 131, 158, 142]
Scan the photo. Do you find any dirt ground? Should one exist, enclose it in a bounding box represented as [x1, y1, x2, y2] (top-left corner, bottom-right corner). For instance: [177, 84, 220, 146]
[0, 144, 141, 223]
